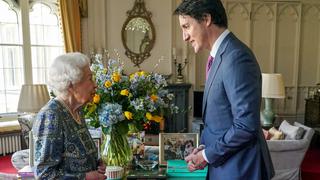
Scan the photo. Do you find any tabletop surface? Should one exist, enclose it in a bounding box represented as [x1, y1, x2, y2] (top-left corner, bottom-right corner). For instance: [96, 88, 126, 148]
[127, 168, 167, 179]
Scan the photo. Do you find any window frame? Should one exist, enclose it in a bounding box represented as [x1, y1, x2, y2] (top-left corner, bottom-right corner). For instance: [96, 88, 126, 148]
[0, 0, 63, 118]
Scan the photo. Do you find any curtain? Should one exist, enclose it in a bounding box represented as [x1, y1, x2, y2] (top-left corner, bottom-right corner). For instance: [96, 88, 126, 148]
[59, 0, 82, 52]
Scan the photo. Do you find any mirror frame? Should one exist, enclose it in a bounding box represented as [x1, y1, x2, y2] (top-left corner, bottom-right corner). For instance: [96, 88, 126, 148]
[121, 0, 156, 67]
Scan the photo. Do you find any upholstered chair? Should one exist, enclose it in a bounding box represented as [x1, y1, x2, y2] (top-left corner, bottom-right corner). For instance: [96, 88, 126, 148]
[267, 121, 314, 180]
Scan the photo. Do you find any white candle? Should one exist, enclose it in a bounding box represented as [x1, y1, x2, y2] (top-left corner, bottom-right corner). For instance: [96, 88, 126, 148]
[29, 130, 34, 167]
[172, 48, 176, 59]
[183, 44, 188, 60]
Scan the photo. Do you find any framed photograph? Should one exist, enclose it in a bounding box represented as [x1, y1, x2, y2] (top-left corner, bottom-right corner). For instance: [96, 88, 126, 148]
[159, 133, 199, 165]
[93, 138, 101, 154]
[88, 128, 102, 154]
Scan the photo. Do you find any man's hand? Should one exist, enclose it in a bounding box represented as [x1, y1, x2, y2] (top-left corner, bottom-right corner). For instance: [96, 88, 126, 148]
[192, 144, 205, 154]
[185, 148, 207, 172]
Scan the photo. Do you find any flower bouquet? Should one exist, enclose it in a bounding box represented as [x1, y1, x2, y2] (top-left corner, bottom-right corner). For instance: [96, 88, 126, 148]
[83, 54, 178, 167]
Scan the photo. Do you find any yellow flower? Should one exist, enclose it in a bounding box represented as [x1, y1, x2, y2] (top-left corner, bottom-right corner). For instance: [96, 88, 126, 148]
[138, 71, 146, 76]
[112, 72, 121, 82]
[150, 94, 158, 102]
[124, 111, 133, 120]
[86, 103, 97, 114]
[129, 73, 135, 80]
[93, 94, 100, 104]
[152, 115, 163, 123]
[104, 80, 112, 88]
[146, 112, 153, 121]
[120, 89, 129, 96]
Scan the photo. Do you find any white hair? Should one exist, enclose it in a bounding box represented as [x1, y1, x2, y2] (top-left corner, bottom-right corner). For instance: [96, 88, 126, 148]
[48, 52, 90, 97]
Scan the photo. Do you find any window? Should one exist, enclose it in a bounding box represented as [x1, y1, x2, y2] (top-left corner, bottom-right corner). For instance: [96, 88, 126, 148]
[30, 2, 64, 83]
[0, 0, 64, 114]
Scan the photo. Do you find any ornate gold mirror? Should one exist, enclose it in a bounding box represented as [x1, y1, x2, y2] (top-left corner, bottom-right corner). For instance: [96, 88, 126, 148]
[121, 0, 155, 67]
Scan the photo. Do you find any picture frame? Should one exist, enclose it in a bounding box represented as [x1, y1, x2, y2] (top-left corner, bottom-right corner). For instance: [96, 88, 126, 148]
[93, 138, 101, 155]
[88, 128, 102, 155]
[159, 133, 199, 165]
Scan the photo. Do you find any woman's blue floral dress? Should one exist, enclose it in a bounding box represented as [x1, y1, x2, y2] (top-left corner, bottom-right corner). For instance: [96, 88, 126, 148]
[33, 99, 98, 179]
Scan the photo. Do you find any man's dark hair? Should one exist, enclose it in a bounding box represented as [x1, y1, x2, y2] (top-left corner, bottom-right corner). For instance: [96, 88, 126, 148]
[174, 0, 228, 28]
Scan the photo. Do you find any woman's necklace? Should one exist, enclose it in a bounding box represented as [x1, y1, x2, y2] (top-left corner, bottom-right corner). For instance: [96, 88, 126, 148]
[56, 98, 82, 125]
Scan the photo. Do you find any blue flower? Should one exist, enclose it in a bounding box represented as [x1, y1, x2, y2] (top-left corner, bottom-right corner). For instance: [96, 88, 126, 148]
[98, 103, 124, 127]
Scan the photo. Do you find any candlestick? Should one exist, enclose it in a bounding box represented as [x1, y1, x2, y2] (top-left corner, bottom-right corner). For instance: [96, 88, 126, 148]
[173, 51, 188, 84]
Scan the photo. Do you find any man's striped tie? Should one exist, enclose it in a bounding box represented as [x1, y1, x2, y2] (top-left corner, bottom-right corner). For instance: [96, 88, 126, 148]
[206, 55, 214, 80]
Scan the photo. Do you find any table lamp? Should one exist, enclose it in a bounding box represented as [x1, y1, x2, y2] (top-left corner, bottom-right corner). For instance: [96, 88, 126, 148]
[17, 84, 50, 167]
[18, 84, 50, 113]
[261, 73, 285, 127]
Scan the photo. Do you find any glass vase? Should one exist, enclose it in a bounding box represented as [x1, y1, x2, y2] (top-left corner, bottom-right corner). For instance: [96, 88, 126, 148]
[101, 128, 132, 167]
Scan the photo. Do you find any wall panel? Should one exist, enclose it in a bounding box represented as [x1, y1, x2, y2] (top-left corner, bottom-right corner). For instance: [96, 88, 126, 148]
[251, 3, 275, 73]
[227, 2, 251, 46]
[275, 3, 299, 86]
[299, 4, 320, 86]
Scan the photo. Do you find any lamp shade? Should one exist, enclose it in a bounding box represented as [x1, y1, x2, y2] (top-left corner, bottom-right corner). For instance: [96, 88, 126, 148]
[17, 84, 50, 113]
[262, 73, 285, 98]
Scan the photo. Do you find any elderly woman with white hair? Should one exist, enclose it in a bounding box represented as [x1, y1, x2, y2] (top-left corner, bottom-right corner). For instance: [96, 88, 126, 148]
[32, 52, 106, 180]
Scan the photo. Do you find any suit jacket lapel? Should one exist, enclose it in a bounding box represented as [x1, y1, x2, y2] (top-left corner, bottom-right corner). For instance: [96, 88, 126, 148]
[202, 33, 234, 118]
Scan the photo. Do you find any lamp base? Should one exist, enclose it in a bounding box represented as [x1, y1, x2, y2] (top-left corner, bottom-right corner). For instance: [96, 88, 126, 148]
[260, 112, 273, 128]
[261, 98, 275, 127]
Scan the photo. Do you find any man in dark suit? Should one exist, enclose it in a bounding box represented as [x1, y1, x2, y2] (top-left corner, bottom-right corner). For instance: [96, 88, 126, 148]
[174, 0, 275, 179]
